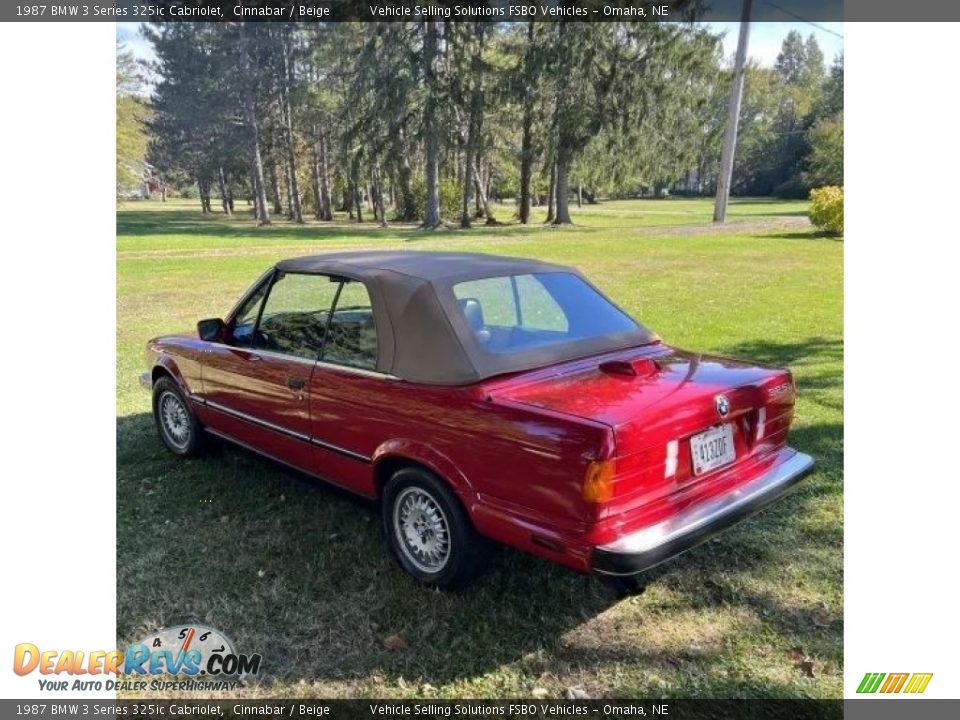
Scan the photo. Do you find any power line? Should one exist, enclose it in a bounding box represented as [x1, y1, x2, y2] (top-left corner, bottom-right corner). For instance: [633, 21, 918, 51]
[762, 1, 845, 39]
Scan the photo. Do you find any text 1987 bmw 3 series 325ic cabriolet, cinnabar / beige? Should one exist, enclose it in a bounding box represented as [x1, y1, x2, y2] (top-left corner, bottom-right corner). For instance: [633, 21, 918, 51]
[142, 251, 813, 591]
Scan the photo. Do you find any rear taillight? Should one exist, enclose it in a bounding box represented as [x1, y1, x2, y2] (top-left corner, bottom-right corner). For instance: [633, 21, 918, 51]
[582, 459, 616, 503]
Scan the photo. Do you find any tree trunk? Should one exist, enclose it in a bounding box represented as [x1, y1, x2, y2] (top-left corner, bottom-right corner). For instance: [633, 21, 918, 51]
[422, 20, 441, 228]
[351, 158, 363, 223]
[318, 127, 333, 220]
[218, 167, 232, 215]
[460, 141, 475, 229]
[545, 161, 556, 223]
[268, 160, 283, 215]
[393, 128, 418, 221]
[460, 23, 486, 229]
[280, 28, 303, 224]
[471, 161, 496, 224]
[311, 141, 323, 220]
[518, 22, 536, 224]
[518, 105, 534, 223]
[198, 180, 210, 214]
[239, 22, 270, 226]
[374, 162, 387, 228]
[553, 149, 573, 225]
[283, 162, 294, 220]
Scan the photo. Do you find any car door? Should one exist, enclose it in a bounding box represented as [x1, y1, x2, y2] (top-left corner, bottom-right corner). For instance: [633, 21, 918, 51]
[307, 278, 386, 496]
[201, 271, 339, 473]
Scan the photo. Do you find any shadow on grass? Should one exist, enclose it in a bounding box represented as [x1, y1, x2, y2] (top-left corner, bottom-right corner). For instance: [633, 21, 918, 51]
[719, 336, 842, 370]
[117, 209, 419, 242]
[717, 337, 843, 418]
[118, 403, 842, 693]
[760, 230, 842, 241]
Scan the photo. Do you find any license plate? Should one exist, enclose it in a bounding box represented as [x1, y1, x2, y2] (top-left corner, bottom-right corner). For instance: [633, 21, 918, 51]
[690, 424, 736, 476]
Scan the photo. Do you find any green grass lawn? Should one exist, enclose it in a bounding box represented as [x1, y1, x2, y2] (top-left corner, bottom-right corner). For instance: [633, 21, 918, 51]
[116, 197, 842, 699]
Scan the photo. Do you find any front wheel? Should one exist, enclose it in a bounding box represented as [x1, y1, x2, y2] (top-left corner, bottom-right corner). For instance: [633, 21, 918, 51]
[382, 467, 490, 589]
[152, 376, 203, 457]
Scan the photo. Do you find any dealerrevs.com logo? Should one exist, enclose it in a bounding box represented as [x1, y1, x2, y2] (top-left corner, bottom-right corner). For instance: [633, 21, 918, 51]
[13, 625, 261, 692]
[856, 672, 933, 694]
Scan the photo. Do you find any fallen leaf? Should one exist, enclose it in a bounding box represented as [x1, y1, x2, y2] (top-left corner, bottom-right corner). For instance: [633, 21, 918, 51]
[799, 659, 816, 678]
[788, 646, 804, 662]
[531, 688, 549, 699]
[257, 569, 266, 578]
[382, 634, 408, 652]
[280, 494, 286, 502]
[565, 687, 591, 700]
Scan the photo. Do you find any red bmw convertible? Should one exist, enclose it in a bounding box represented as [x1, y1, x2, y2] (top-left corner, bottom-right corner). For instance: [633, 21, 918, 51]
[142, 251, 813, 590]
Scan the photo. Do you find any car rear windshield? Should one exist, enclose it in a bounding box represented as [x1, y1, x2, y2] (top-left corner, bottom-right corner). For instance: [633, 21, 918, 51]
[452, 272, 646, 355]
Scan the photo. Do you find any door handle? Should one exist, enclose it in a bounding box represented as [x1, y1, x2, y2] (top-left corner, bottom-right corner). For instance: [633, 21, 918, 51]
[287, 376, 306, 391]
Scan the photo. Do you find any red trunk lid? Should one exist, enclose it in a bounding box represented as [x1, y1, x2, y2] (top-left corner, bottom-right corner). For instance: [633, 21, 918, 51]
[487, 344, 797, 519]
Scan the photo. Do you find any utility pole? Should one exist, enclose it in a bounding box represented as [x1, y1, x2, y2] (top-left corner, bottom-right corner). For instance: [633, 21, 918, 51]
[713, 0, 753, 223]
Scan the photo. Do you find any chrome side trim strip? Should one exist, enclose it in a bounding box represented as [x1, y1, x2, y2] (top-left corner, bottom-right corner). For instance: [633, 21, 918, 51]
[205, 399, 311, 442]
[315, 360, 400, 381]
[201, 398, 371, 464]
[205, 342, 399, 380]
[206, 343, 318, 368]
[310, 437, 371, 463]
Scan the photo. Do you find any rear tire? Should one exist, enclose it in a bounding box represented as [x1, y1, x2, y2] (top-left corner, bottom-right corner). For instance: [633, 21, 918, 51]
[382, 467, 490, 589]
[152, 376, 203, 457]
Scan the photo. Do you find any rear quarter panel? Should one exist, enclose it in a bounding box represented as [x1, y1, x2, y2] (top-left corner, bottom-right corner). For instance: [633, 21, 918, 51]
[310, 371, 609, 533]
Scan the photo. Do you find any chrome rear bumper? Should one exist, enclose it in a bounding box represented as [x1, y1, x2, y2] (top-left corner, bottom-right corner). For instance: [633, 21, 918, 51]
[590, 448, 815, 576]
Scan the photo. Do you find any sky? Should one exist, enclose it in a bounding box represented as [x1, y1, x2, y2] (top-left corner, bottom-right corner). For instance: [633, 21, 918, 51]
[711, 21, 843, 65]
[117, 20, 844, 71]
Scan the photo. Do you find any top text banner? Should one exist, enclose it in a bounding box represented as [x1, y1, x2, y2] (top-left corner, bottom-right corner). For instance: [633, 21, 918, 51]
[5, 0, 955, 22]
[7, 0, 860, 23]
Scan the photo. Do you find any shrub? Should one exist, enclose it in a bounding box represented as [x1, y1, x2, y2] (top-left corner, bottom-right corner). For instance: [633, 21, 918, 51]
[412, 176, 463, 223]
[809, 186, 843, 235]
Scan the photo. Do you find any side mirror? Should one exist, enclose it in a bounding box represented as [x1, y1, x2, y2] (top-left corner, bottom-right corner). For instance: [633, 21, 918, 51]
[197, 318, 225, 342]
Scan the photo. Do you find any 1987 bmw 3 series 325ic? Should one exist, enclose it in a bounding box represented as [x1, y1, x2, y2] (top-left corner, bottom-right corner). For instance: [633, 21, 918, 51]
[142, 251, 814, 591]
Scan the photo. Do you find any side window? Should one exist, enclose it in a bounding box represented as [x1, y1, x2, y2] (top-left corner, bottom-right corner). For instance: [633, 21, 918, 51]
[323, 280, 377, 370]
[255, 273, 340, 360]
[231, 283, 269, 347]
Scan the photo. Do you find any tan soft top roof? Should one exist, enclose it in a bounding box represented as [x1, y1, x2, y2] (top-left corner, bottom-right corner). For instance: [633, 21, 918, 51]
[276, 250, 570, 282]
[265, 251, 654, 385]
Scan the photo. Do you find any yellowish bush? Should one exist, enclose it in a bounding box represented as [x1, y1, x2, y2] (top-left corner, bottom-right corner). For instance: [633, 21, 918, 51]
[809, 186, 843, 235]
